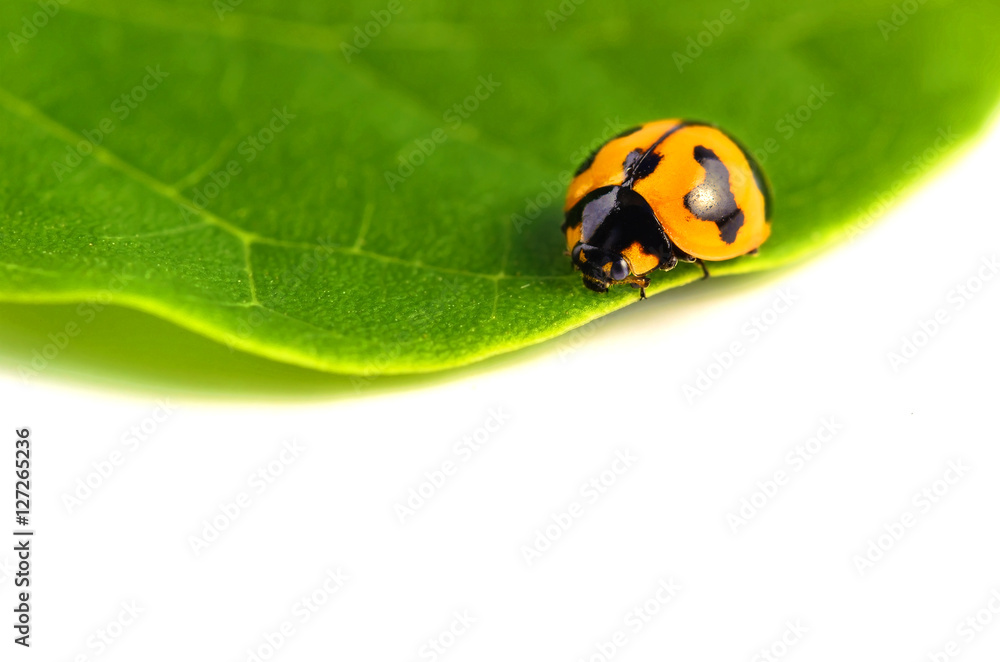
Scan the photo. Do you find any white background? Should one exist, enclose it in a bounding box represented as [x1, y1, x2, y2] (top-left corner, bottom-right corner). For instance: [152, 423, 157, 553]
[2, 119, 1000, 662]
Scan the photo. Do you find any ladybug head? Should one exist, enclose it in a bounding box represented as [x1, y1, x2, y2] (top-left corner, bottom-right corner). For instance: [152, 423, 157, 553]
[572, 244, 630, 293]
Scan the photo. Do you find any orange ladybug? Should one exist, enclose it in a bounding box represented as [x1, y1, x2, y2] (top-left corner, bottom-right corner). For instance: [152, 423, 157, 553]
[562, 119, 771, 297]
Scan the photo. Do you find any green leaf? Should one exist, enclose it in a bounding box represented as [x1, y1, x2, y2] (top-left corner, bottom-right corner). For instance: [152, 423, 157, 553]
[2, 0, 999, 377]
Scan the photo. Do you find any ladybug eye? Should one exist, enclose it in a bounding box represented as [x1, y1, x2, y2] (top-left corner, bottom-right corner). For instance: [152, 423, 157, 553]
[610, 258, 629, 281]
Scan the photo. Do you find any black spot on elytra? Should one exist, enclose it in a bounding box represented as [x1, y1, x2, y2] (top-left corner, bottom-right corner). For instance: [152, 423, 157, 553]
[573, 125, 642, 177]
[623, 149, 661, 183]
[621, 121, 695, 188]
[622, 148, 642, 172]
[713, 128, 773, 222]
[684, 146, 744, 244]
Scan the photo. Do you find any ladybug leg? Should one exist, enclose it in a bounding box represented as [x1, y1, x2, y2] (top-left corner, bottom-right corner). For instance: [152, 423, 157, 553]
[657, 252, 678, 272]
[672, 248, 696, 263]
[671, 246, 710, 280]
[619, 275, 650, 300]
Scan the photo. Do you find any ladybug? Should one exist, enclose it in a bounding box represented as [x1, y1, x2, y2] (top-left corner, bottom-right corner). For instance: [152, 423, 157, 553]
[562, 119, 771, 298]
